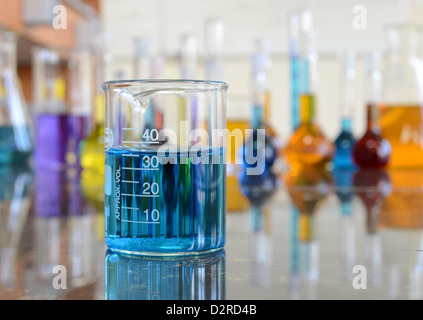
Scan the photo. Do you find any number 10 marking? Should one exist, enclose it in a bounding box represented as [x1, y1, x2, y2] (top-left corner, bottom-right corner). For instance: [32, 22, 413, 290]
[144, 209, 160, 222]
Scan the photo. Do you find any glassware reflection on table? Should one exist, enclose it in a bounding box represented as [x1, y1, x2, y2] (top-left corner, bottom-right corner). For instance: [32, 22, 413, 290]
[379, 169, 423, 299]
[34, 168, 68, 297]
[333, 168, 357, 281]
[34, 166, 97, 297]
[67, 169, 97, 288]
[105, 249, 226, 300]
[379, 24, 423, 168]
[0, 31, 33, 165]
[0, 165, 32, 294]
[353, 169, 392, 286]
[353, 53, 391, 168]
[333, 52, 357, 170]
[284, 169, 331, 299]
[238, 166, 279, 287]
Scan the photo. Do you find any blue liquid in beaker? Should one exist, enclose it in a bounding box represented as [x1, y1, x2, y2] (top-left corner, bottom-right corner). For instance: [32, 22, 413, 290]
[105, 147, 226, 255]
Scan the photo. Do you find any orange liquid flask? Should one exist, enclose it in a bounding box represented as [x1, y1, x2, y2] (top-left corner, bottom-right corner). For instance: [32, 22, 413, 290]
[379, 24, 423, 168]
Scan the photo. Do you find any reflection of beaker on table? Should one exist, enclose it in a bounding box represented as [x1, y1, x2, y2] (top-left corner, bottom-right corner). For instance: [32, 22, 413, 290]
[0, 165, 32, 291]
[353, 169, 391, 286]
[379, 169, 423, 299]
[105, 249, 226, 300]
[238, 167, 278, 287]
[333, 168, 357, 281]
[284, 169, 330, 299]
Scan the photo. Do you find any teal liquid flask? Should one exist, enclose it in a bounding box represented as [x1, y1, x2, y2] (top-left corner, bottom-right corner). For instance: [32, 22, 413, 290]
[103, 80, 228, 256]
[333, 53, 357, 170]
[0, 31, 33, 165]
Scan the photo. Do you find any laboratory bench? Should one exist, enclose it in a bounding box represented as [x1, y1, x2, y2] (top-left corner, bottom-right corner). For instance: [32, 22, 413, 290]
[0, 165, 422, 300]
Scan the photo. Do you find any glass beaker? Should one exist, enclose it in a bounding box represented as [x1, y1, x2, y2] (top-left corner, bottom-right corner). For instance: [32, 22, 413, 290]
[103, 79, 228, 256]
[379, 24, 423, 168]
[0, 31, 33, 165]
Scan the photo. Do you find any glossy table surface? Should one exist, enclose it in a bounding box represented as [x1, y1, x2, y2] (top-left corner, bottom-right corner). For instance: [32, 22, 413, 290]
[1, 164, 422, 300]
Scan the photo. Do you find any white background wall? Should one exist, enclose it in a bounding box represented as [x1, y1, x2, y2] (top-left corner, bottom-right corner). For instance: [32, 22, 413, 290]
[100, 0, 423, 140]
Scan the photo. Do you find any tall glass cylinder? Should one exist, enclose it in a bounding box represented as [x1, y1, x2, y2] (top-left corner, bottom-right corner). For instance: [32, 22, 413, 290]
[379, 24, 423, 168]
[204, 18, 224, 81]
[67, 48, 94, 167]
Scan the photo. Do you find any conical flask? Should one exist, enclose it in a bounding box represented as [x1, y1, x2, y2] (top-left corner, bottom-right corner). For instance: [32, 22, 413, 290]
[0, 31, 33, 165]
[379, 24, 423, 168]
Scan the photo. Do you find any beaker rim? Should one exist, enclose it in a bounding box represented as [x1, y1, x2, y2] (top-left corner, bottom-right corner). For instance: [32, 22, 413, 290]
[102, 79, 228, 91]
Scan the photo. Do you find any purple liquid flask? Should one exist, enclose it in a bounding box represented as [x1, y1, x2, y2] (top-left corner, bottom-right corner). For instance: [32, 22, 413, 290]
[32, 48, 69, 168]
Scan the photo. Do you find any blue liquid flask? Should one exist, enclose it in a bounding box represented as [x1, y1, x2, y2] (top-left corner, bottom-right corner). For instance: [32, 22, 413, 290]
[333, 53, 357, 170]
[240, 39, 278, 173]
[333, 118, 356, 170]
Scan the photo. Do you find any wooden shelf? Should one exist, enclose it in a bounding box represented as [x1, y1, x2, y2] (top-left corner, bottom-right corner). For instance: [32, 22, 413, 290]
[0, 0, 100, 50]
[0, 0, 100, 102]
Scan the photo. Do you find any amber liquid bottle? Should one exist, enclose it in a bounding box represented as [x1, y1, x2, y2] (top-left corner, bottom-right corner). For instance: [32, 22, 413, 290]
[379, 24, 423, 168]
[284, 93, 333, 172]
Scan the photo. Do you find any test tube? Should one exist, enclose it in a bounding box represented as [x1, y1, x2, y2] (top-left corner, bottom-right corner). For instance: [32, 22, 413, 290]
[133, 36, 151, 79]
[179, 34, 198, 79]
[67, 48, 94, 167]
[204, 18, 224, 81]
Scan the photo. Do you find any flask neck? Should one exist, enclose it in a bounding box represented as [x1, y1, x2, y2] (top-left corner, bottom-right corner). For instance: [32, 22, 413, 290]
[0, 32, 17, 72]
[300, 94, 315, 123]
[366, 104, 380, 133]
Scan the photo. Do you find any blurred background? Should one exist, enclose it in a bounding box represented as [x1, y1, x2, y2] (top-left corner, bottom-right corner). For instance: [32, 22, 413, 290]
[4, 0, 423, 140]
[1, 0, 423, 300]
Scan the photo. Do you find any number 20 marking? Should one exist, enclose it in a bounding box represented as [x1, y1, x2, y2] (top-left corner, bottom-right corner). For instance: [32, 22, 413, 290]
[143, 182, 159, 195]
